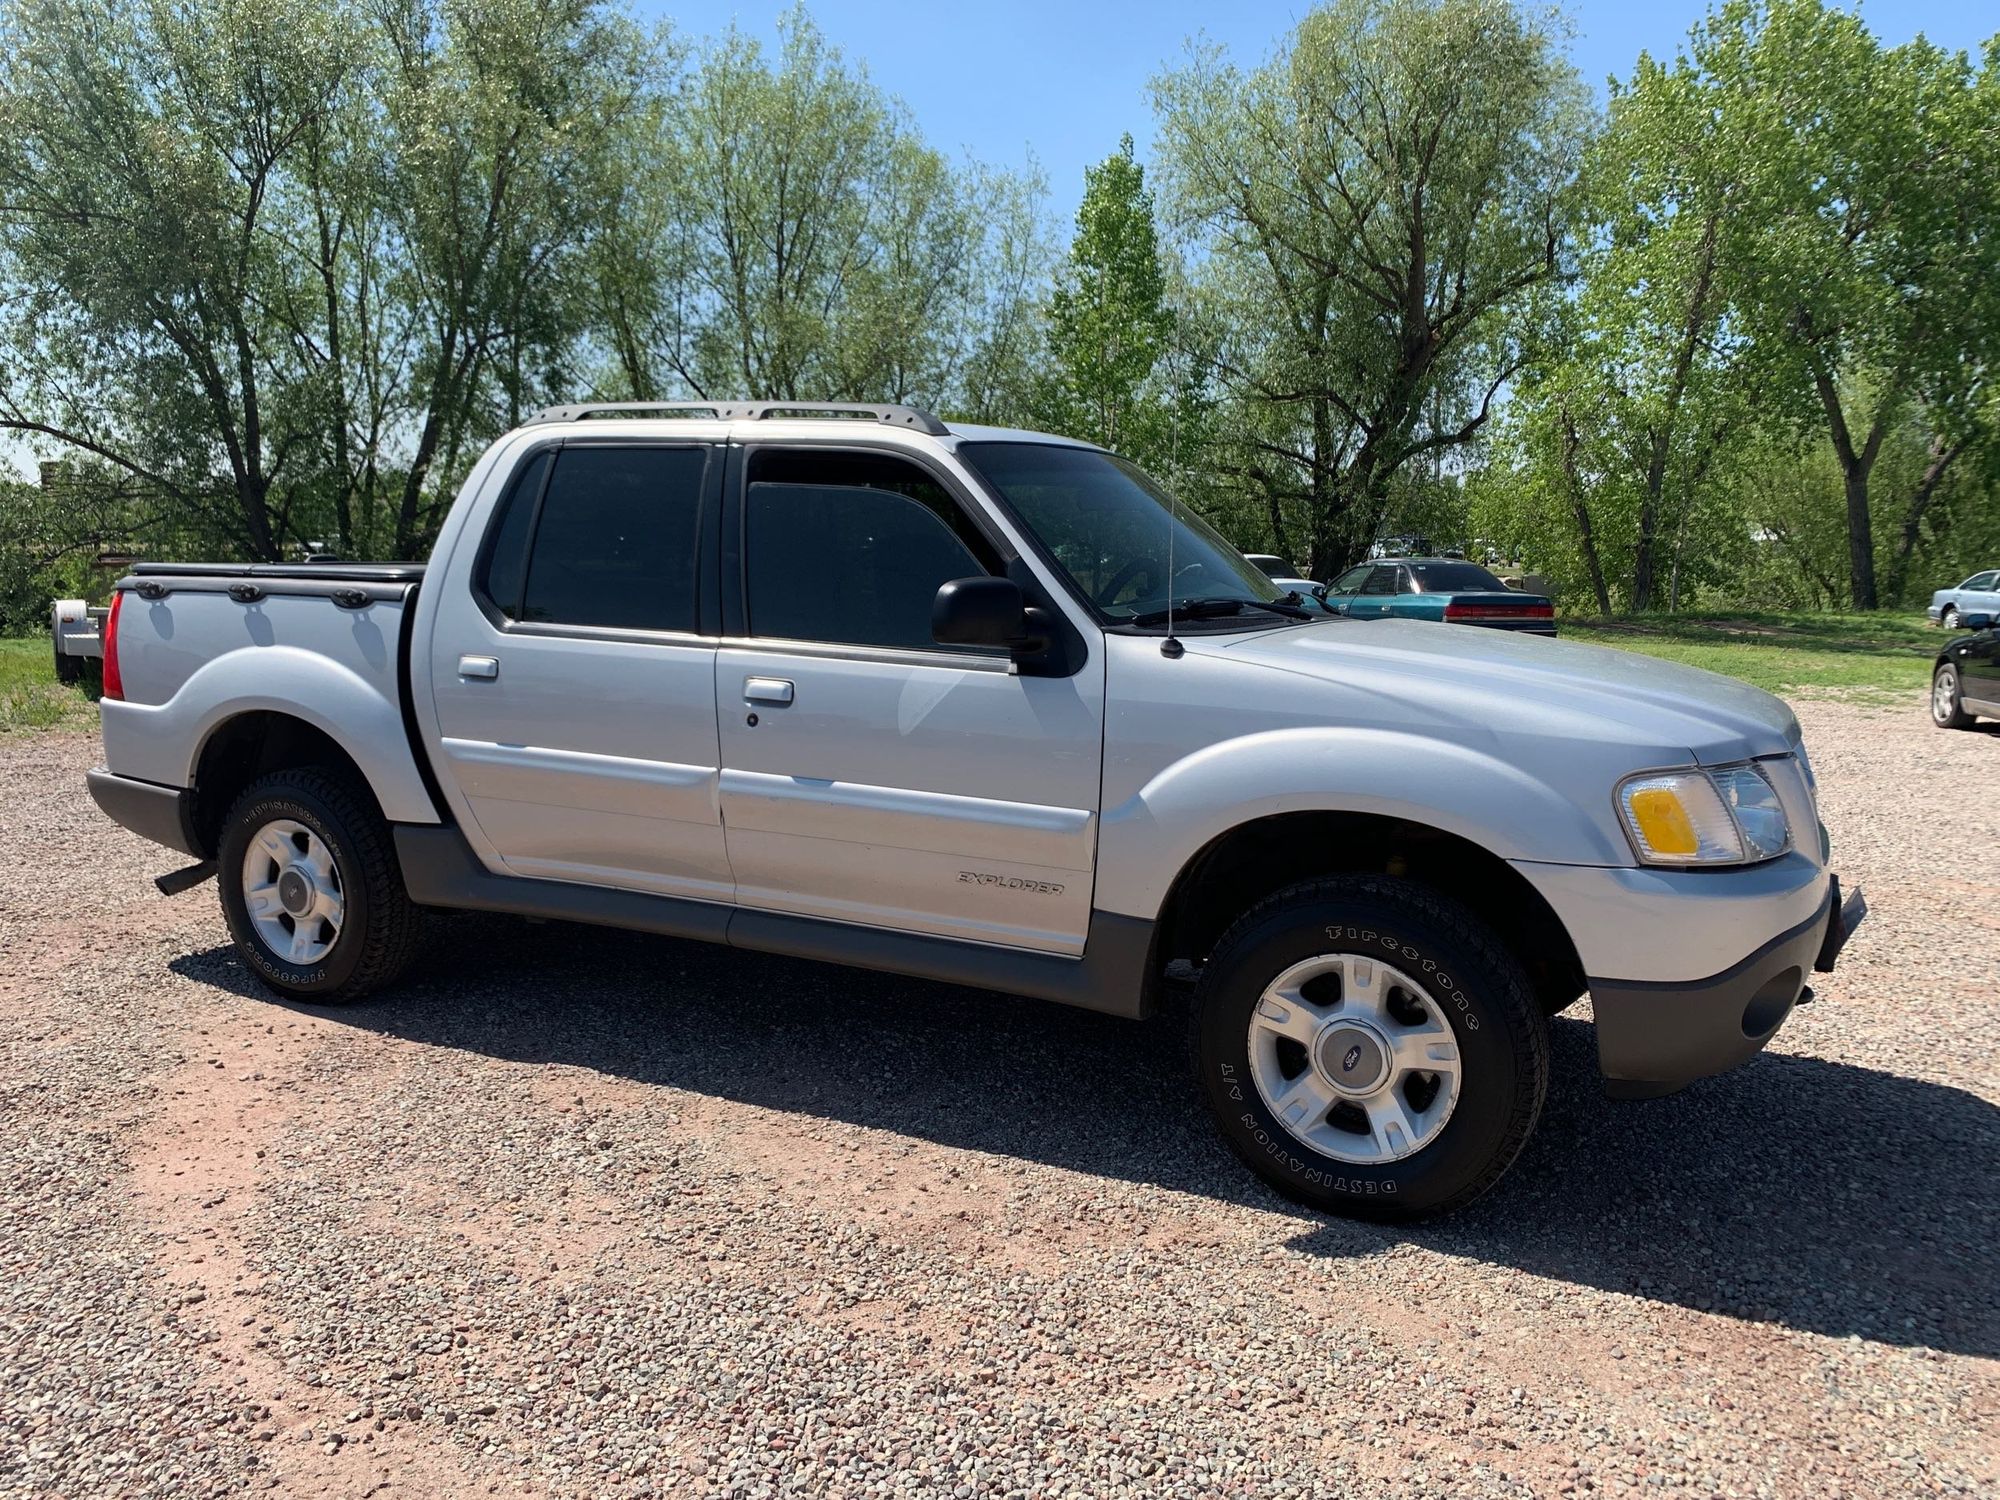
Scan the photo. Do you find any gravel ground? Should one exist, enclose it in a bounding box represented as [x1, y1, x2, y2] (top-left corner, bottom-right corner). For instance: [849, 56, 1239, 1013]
[1, 701, 1995, 1499]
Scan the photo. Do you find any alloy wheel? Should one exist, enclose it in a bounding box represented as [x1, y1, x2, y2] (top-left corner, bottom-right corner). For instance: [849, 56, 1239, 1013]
[240, 817, 345, 966]
[1246, 953, 1462, 1164]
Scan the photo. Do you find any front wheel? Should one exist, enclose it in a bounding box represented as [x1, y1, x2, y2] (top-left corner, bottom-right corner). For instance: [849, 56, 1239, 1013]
[1941, 606, 1960, 631]
[217, 767, 422, 1003]
[1933, 664, 1977, 729]
[1193, 876, 1548, 1221]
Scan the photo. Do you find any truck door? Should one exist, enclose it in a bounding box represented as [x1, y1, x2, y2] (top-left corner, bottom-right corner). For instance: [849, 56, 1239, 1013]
[426, 440, 732, 902]
[712, 445, 1104, 955]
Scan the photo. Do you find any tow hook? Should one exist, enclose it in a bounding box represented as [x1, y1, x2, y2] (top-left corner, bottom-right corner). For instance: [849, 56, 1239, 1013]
[154, 861, 216, 897]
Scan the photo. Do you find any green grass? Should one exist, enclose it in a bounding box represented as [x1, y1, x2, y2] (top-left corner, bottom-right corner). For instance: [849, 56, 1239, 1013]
[1560, 609, 1941, 701]
[0, 636, 100, 733]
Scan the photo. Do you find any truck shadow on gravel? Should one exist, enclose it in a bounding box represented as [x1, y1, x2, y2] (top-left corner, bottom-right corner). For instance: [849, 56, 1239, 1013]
[173, 915, 1997, 1358]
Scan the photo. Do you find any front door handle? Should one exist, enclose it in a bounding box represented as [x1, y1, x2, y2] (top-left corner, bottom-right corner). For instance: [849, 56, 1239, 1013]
[458, 654, 500, 680]
[744, 676, 794, 705]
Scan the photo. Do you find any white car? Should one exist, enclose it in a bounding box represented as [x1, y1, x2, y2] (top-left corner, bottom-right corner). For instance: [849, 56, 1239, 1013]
[1243, 553, 1326, 606]
[84, 401, 1862, 1220]
[1928, 569, 2000, 629]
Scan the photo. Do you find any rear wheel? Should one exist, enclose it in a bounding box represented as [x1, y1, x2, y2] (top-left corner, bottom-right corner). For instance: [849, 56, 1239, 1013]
[217, 767, 421, 1003]
[1193, 876, 1548, 1221]
[1933, 663, 1977, 729]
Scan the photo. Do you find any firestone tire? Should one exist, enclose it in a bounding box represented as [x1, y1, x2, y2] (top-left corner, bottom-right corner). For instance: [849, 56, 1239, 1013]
[217, 766, 422, 1004]
[1193, 876, 1549, 1222]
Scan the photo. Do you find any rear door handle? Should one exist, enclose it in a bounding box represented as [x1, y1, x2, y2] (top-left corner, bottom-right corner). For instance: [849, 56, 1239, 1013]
[458, 654, 500, 680]
[744, 676, 794, 705]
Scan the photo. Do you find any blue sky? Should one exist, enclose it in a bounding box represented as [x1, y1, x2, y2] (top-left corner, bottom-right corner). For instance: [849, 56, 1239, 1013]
[651, 1, 1995, 219]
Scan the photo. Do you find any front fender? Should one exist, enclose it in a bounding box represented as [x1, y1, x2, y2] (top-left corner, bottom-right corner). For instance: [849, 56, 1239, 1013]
[1092, 727, 1628, 922]
[100, 644, 439, 825]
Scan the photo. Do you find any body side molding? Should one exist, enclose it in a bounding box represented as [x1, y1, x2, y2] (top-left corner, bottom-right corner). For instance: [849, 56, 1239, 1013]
[393, 823, 1155, 1019]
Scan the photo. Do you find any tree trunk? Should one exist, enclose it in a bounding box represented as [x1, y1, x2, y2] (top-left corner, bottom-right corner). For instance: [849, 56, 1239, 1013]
[1306, 397, 1339, 580]
[1560, 409, 1610, 616]
[1839, 469, 1876, 611]
[397, 331, 461, 558]
[1812, 366, 1893, 611]
[1884, 434, 1966, 602]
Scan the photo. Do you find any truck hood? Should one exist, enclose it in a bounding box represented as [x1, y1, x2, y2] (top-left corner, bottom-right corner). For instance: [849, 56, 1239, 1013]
[1203, 618, 1799, 766]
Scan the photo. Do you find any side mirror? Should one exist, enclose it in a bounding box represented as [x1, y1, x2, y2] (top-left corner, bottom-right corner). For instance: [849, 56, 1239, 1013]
[932, 576, 1050, 656]
[1963, 611, 1995, 631]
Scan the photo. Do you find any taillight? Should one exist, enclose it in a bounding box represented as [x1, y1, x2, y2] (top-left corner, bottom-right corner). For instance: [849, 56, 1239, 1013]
[101, 590, 125, 701]
[1443, 600, 1554, 623]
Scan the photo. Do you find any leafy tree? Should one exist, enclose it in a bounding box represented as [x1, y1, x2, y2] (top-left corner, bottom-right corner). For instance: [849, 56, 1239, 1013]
[1033, 136, 1177, 462]
[0, 0, 367, 560]
[591, 8, 1047, 415]
[376, 0, 655, 555]
[0, 0, 655, 562]
[1690, 0, 1998, 608]
[1153, 0, 1592, 578]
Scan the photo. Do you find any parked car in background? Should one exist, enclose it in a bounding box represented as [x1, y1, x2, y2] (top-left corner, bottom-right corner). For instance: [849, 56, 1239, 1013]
[1322, 558, 1557, 634]
[1928, 570, 2000, 628]
[1244, 552, 1325, 602]
[1932, 611, 1999, 728]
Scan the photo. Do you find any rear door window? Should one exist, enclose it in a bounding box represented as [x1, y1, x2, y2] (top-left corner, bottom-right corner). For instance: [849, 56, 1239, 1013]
[515, 446, 707, 632]
[1405, 561, 1510, 592]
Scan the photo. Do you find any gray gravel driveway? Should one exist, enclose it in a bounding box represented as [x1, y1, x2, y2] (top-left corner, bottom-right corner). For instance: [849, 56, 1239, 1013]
[1, 701, 1995, 1497]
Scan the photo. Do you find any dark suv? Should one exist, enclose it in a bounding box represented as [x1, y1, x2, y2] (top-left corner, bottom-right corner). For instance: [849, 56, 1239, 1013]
[1933, 611, 2000, 729]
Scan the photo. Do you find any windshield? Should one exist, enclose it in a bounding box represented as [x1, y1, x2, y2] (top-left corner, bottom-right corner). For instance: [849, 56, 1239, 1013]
[1405, 561, 1509, 592]
[959, 442, 1285, 622]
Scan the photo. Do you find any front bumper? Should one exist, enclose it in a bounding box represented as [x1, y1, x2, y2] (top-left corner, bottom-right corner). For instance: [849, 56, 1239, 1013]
[1590, 876, 1865, 1098]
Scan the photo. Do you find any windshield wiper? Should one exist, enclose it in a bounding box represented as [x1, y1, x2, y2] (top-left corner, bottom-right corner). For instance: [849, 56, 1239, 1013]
[1125, 594, 1312, 627]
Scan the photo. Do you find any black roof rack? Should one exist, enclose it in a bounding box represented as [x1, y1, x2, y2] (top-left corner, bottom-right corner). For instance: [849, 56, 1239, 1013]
[525, 400, 951, 437]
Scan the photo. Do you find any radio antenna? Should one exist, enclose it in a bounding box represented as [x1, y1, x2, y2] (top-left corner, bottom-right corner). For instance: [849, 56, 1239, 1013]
[1161, 345, 1184, 660]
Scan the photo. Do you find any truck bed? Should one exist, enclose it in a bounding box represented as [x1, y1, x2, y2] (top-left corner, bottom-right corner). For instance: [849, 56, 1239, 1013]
[128, 561, 427, 584]
[98, 557, 440, 829]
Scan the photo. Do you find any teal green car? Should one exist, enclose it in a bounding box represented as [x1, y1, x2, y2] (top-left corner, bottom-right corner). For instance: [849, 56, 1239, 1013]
[1322, 558, 1557, 634]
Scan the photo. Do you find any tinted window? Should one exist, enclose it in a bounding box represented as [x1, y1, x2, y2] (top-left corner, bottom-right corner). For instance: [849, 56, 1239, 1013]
[958, 442, 1281, 617]
[518, 446, 705, 631]
[477, 450, 550, 616]
[1405, 561, 1508, 592]
[1360, 566, 1400, 596]
[745, 451, 997, 652]
[1329, 565, 1373, 595]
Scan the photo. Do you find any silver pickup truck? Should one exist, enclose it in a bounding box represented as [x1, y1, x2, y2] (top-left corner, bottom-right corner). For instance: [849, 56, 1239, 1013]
[86, 401, 1863, 1219]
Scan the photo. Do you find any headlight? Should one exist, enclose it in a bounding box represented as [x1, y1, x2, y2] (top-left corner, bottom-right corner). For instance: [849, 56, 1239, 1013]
[1617, 764, 1792, 866]
[1711, 764, 1791, 860]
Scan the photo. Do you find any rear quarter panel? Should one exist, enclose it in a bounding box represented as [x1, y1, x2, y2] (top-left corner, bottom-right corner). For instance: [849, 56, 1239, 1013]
[99, 587, 439, 825]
